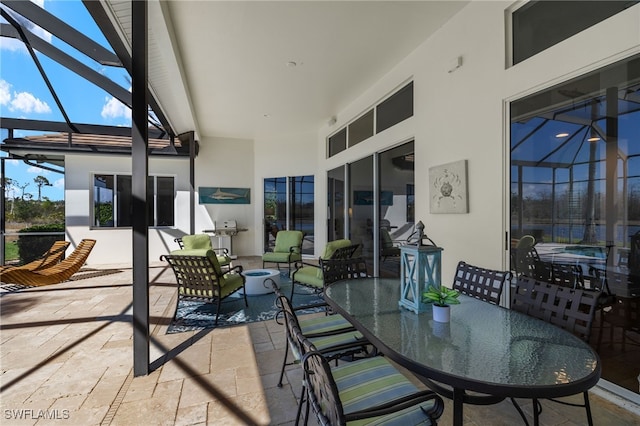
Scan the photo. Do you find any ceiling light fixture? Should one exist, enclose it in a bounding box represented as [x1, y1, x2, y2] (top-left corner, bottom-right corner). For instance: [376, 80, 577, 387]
[555, 132, 569, 138]
[587, 136, 601, 142]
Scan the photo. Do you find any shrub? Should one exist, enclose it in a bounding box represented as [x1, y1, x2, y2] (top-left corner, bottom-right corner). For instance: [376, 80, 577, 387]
[17, 223, 65, 263]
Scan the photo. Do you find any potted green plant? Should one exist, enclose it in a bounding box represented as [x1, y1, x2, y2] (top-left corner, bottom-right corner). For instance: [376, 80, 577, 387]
[423, 285, 460, 322]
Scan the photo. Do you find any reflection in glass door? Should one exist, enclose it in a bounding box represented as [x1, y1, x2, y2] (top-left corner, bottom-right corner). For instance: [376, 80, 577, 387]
[328, 166, 346, 241]
[349, 156, 374, 272]
[379, 142, 415, 277]
[264, 177, 286, 252]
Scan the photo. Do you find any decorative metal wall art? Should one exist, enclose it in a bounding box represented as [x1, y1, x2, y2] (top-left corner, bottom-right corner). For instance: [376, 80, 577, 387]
[429, 160, 468, 214]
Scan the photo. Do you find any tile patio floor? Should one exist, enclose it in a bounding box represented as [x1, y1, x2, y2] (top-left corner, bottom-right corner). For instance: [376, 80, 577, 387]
[1, 257, 639, 425]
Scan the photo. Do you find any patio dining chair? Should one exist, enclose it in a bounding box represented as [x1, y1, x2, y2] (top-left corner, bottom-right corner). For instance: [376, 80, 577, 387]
[298, 330, 445, 426]
[0, 240, 70, 274]
[510, 276, 601, 426]
[451, 260, 512, 305]
[161, 250, 247, 326]
[271, 280, 370, 390]
[290, 239, 359, 301]
[0, 239, 96, 286]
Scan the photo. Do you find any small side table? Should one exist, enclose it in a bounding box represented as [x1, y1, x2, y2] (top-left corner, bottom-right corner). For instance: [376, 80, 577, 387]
[241, 269, 280, 295]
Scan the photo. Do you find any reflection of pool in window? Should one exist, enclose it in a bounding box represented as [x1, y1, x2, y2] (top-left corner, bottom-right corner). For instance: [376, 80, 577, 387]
[561, 245, 606, 259]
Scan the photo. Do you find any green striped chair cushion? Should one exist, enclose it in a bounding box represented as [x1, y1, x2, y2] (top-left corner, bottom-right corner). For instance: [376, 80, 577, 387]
[289, 329, 364, 362]
[332, 356, 437, 426]
[299, 313, 354, 335]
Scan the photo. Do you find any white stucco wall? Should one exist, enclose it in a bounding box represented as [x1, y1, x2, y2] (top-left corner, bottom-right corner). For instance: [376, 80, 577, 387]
[62, 2, 639, 268]
[316, 1, 640, 283]
[65, 154, 191, 265]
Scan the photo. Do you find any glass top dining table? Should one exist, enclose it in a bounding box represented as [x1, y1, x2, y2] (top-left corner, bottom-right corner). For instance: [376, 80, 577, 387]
[324, 278, 601, 426]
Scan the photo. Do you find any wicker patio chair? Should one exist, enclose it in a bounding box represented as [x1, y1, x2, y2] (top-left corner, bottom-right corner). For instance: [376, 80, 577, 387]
[1, 239, 96, 286]
[161, 250, 246, 326]
[511, 276, 601, 426]
[451, 260, 512, 305]
[0, 240, 70, 274]
[298, 330, 444, 426]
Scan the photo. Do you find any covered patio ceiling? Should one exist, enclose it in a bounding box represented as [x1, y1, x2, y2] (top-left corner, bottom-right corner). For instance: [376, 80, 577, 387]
[97, 0, 470, 141]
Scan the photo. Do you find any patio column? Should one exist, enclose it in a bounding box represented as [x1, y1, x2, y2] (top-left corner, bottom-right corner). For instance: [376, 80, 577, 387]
[132, 0, 150, 377]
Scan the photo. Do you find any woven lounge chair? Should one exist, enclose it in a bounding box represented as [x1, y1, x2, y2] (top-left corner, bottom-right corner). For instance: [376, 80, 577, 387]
[0, 239, 96, 286]
[0, 240, 70, 273]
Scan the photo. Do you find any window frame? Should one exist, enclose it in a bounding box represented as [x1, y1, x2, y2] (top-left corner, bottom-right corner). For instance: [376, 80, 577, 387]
[91, 173, 176, 229]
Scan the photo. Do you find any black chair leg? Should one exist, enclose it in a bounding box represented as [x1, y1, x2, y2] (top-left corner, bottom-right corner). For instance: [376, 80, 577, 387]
[278, 342, 289, 387]
[214, 298, 222, 325]
[294, 383, 306, 426]
[584, 391, 594, 426]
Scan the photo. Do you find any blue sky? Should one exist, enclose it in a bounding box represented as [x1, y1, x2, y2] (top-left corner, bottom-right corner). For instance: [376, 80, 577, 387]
[1, 0, 131, 201]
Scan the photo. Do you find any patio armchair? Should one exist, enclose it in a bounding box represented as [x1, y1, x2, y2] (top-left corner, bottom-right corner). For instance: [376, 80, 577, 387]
[0, 240, 70, 274]
[174, 234, 232, 270]
[298, 330, 444, 426]
[161, 249, 246, 326]
[262, 230, 303, 275]
[451, 260, 512, 305]
[511, 276, 600, 426]
[289, 239, 358, 301]
[0, 239, 96, 286]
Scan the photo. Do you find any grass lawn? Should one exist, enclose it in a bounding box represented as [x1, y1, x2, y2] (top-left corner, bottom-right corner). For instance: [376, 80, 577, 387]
[4, 241, 19, 261]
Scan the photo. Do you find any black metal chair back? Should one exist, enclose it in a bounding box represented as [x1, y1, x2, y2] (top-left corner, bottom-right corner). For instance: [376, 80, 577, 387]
[511, 276, 600, 342]
[452, 261, 511, 305]
[320, 256, 369, 286]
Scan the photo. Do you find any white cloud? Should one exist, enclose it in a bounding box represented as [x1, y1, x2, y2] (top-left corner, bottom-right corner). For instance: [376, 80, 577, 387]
[0, 80, 11, 106]
[27, 166, 50, 175]
[101, 96, 131, 122]
[5, 159, 19, 167]
[53, 178, 64, 189]
[10, 91, 51, 114]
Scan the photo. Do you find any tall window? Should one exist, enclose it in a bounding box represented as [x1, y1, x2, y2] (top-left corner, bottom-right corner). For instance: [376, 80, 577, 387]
[93, 174, 175, 228]
[510, 54, 639, 394]
[263, 175, 314, 254]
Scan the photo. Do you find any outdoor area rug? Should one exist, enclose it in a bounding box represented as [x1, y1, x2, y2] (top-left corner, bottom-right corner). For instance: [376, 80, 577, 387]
[166, 271, 324, 334]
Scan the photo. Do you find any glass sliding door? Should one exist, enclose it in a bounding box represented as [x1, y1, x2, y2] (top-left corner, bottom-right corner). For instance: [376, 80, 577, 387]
[264, 175, 315, 254]
[349, 156, 374, 272]
[263, 177, 287, 252]
[289, 175, 314, 255]
[510, 54, 640, 395]
[379, 141, 415, 278]
[328, 166, 346, 241]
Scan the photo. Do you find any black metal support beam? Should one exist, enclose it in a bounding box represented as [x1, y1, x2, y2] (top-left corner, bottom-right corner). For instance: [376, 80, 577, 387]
[83, 0, 175, 139]
[1, 158, 5, 265]
[0, 117, 167, 139]
[1, 0, 121, 66]
[131, 0, 150, 377]
[190, 132, 196, 234]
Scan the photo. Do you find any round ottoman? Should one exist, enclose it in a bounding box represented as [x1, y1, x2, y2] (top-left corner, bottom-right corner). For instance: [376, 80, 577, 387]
[241, 269, 280, 295]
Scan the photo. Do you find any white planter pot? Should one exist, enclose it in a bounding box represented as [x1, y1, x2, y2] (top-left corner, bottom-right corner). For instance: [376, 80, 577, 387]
[432, 304, 451, 323]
